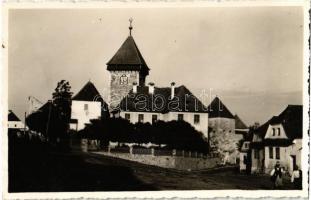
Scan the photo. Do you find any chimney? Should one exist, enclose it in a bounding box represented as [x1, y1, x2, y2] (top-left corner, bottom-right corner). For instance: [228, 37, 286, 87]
[170, 82, 175, 99]
[148, 82, 155, 94]
[133, 82, 137, 94]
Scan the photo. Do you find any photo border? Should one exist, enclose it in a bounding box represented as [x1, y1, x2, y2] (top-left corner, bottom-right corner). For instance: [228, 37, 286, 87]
[1, 1, 310, 199]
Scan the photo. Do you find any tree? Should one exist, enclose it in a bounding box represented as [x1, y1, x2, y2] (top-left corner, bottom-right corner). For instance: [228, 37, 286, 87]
[52, 80, 73, 141]
[79, 118, 209, 153]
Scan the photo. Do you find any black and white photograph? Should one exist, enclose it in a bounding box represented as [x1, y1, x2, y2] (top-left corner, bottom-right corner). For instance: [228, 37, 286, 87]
[2, 1, 310, 199]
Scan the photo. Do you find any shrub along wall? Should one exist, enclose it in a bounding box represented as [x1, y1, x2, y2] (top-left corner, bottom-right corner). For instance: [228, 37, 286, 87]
[79, 118, 209, 154]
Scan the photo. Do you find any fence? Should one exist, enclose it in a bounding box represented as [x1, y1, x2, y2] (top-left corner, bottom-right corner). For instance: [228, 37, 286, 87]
[103, 146, 210, 159]
[110, 147, 130, 154]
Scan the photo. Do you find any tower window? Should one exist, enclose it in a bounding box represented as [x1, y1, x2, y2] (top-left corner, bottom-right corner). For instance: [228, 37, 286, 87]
[277, 128, 281, 136]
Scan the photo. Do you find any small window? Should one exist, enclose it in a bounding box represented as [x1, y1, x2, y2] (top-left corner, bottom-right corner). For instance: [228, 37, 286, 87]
[152, 115, 158, 124]
[277, 128, 281, 136]
[244, 143, 248, 148]
[275, 147, 280, 160]
[138, 114, 144, 123]
[125, 113, 130, 121]
[272, 128, 275, 136]
[178, 114, 184, 121]
[269, 147, 273, 159]
[84, 104, 88, 111]
[254, 150, 259, 159]
[194, 114, 200, 124]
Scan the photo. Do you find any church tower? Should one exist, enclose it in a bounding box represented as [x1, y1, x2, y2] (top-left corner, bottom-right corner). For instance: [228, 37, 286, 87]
[107, 18, 150, 110]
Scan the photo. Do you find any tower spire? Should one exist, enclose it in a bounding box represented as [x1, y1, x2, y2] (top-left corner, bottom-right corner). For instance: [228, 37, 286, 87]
[129, 18, 133, 36]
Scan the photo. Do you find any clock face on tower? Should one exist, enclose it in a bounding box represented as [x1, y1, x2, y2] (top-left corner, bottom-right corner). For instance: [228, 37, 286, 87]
[120, 74, 128, 85]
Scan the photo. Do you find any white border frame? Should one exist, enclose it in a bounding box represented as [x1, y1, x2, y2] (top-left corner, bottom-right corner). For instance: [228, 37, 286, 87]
[1, 1, 310, 199]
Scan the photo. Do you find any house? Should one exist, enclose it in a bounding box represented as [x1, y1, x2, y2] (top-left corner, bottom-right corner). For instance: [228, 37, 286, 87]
[118, 82, 209, 138]
[8, 110, 27, 138]
[250, 105, 302, 174]
[106, 22, 209, 139]
[207, 97, 243, 164]
[70, 81, 108, 131]
[239, 130, 253, 172]
[8, 110, 25, 130]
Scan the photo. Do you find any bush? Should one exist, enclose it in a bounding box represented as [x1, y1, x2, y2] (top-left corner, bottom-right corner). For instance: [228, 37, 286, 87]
[79, 118, 209, 153]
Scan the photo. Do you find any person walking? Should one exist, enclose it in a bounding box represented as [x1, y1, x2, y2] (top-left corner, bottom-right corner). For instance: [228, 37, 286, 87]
[291, 165, 302, 189]
[270, 161, 284, 189]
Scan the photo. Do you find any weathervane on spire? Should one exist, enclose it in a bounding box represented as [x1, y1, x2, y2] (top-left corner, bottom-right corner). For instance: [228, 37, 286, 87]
[129, 17, 133, 36]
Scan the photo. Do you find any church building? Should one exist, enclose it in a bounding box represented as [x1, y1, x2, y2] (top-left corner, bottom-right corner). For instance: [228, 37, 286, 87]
[106, 20, 209, 139]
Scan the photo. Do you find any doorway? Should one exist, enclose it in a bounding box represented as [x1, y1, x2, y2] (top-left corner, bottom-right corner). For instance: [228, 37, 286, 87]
[291, 155, 297, 169]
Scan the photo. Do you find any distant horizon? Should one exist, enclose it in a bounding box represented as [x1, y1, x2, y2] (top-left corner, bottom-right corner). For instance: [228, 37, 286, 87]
[8, 7, 303, 125]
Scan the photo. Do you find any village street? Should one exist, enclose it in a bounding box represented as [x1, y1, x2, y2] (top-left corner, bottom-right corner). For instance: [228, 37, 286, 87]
[9, 143, 295, 192]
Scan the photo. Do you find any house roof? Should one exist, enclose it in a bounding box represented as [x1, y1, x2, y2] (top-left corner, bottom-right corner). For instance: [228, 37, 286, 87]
[234, 114, 248, 129]
[207, 97, 234, 118]
[8, 110, 21, 121]
[253, 116, 276, 138]
[253, 105, 302, 142]
[119, 85, 208, 113]
[244, 129, 254, 141]
[72, 81, 103, 102]
[278, 105, 302, 139]
[107, 36, 150, 75]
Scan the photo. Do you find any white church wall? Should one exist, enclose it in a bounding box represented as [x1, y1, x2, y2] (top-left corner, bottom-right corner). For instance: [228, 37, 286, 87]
[120, 111, 208, 139]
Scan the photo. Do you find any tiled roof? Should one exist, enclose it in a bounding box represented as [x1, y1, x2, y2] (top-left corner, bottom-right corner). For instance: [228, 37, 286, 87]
[72, 81, 102, 102]
[107, 36, 150, 75]
[119, 85, 208, 113]
[8, 110, 21, 121]
[278, 105, 302, 139]
[234, 114, 248, 129]
[207, 97, 234, 118]
[253, 105, 302, 142]
[253, 116, 276, 138]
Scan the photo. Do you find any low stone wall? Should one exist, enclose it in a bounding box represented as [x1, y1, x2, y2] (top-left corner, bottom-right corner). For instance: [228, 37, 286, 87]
[93, 151, 221, 171]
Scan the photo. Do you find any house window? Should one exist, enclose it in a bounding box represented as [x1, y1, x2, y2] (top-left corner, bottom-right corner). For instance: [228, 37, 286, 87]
[254, 150, 259, 159]
[194, 114, 200, 124]
[125, 113, 130, 121]
[84, 104, 88, 111]
[178, 114, 184, 121]
[269, 147, 273, 159]
[272, 128, 275, 136]
[275, 147, 280, 160]
[277, 128, 281, 136]
[152, 115, 158, 123]
[138, 114, 144, 123]
[244, 143, 248, 148]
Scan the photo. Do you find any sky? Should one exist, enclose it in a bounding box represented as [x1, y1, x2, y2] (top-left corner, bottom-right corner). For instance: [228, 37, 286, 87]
[8, 7, 303, 125]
